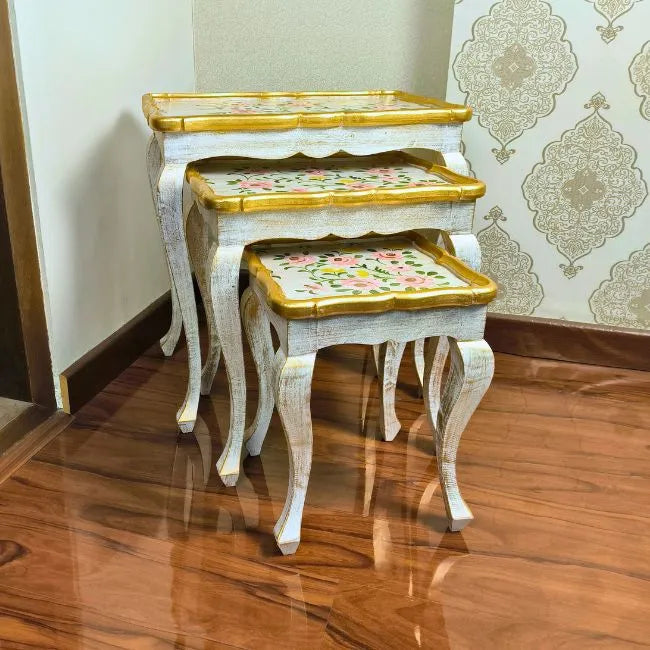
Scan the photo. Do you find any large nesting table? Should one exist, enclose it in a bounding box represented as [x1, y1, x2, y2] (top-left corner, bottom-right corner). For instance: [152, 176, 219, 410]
[142, 91, 473, 434]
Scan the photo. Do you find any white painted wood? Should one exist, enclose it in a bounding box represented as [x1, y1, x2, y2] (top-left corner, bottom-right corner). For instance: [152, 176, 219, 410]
[375, 341, 406, 441]
[424, 337, 494, 531]
[413, 338, 426, 392]
[196, 190, 478, 484]
[243, 270, 492, 553]
[411, 231, 481, 398]
[379, 143, 475, 416]
[441, 150, 471, 176]
[148, 120, 470, 433]
[209, 241, 247, 486]
[240, 288, 275, 457]
[185, 205, 221, 395]
[272, 347, 317, 556]
[421, 336, 450, 429]
[154, 162, 201, 433]
[160, 123, 463, 164]
[147, 135, 183, 358]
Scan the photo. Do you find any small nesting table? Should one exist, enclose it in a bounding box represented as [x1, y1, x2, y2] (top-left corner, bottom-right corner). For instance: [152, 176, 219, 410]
[143, 91, 473, 433]
[241, 233, 497, 553]
[185, 153, 484, 485]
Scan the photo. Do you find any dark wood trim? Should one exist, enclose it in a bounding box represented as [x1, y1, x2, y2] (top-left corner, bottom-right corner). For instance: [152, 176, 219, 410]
[0, 409, 71, 486]
[60, 291, 172, 414]
[59, 273, 649, 417]
[0, 171, 30, 400]
[0, 403, 52, 457]
[485, 313, 650, 372]
[0, 0, 55, 408]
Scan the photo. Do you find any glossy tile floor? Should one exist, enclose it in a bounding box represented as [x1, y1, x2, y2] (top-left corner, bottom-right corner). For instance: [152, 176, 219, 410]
[0, 339, 649, 648]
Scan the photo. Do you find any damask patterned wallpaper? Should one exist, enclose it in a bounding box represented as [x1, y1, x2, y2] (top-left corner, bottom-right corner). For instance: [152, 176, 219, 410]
[448, 0, 650, 330]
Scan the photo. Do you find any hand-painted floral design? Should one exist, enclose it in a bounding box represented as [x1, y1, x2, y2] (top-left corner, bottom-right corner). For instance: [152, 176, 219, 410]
[158, 94, 431, 117]
[199, 154, 449, 196]
[251, 237, 468, 299]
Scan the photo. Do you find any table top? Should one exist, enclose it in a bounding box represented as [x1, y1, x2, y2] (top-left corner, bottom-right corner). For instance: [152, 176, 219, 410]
[143, 91, 472, 132]
[245, 231, 496, 319]
[186, 152, 484, 213]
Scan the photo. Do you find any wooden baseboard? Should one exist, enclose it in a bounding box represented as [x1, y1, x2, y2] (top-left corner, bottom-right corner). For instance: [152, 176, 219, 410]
[0, 409, 71, 485]
[58, 281, 650, 415]
[59, 291, 172, 413]
[485, 313, 650, 372]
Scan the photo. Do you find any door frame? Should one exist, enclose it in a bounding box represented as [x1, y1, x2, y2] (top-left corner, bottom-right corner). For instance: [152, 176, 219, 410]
[0, 0, 55, 408]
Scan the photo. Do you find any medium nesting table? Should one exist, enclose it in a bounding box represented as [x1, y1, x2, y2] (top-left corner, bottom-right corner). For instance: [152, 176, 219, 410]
[184, 152, 484, 485]
[143, 91, 473, 434]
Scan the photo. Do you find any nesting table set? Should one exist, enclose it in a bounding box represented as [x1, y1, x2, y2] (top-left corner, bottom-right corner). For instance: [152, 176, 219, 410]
[143, 91, 495, 553]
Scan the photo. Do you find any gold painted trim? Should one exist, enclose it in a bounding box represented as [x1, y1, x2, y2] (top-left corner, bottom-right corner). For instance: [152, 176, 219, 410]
[186, 152, 485, 213]
[142, 90, 472, 132]
[245, 231, 497, 320]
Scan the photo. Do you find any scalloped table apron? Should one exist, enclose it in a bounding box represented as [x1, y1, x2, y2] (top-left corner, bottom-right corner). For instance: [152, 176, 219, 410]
[143, 91, 475, 434]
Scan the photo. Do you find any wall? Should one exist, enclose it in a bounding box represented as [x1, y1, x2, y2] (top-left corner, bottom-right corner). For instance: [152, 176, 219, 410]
[10, 0, 195, 403]
[193, 0, 454, 98]
[448, 0, 650, 330]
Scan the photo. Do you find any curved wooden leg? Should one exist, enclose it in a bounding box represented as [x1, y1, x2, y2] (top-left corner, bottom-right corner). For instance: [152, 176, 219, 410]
[273, 348, 316, 555]
[422, 336, 450, 426]
[413, 338, 425, 396]
[186, 205, 221, 396]
[415, 233, 482, 407]
[448, 233, 481, 271]
[156, 164, 201, 433]
[147, 135, 183, 358]
[375, 341, 406, 441]
[160, 279, 183, 358]
[426, 338, 494, 532]
[441, 150, 470, 176]
[211, 243, 246, 486]
[240, 288, 275, 457]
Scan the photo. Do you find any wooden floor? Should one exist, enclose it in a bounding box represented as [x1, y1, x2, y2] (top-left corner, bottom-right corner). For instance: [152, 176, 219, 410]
[0, 396, 31, 432]
[0, 337, 648, 649]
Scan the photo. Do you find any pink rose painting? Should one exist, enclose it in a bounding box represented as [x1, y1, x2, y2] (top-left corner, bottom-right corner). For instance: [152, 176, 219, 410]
[340, 277, 381, 290]
[395, 275, 435, 288]
[329, 256, 358, 267]
[285, 255, 316, 266]
[304, 283, 325, 292]
[386, 263, 412, 273]
[348, 182, 377, 190]
[239, 180, 274, 190]
[372, 250, 403, 261]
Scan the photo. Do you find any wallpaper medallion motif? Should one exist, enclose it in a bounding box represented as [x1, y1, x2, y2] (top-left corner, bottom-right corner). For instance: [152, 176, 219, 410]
[586, 0, 644, 43]
[589, 244, 650, 328]
[523, 93, 647, 278]
[630, 40, 650, 119]
[452, 0, 577, 164]
[477, 206, 543, 314]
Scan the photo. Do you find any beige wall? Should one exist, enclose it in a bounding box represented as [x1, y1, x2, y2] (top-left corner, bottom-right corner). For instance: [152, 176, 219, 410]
[193, 0, 454, 98]
[10, 0, 195, 404]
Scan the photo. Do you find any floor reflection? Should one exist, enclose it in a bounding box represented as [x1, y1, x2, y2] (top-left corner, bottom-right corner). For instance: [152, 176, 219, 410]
[1, 342, 648, 647]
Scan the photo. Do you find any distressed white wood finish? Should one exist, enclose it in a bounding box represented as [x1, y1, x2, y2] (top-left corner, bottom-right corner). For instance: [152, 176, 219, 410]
[240, 288, 275, 458]
[408, 149, 474, 388]
[185, 205, 221, 396]
[272, 347, 317, 555]
[374, 341, 406, 442]
[193, 191, 478, 485]
[241, 279, 492, 553]
[147, 119, 468, 433]
[378, 230, 482, 430]
[423, 337, 494, 531]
